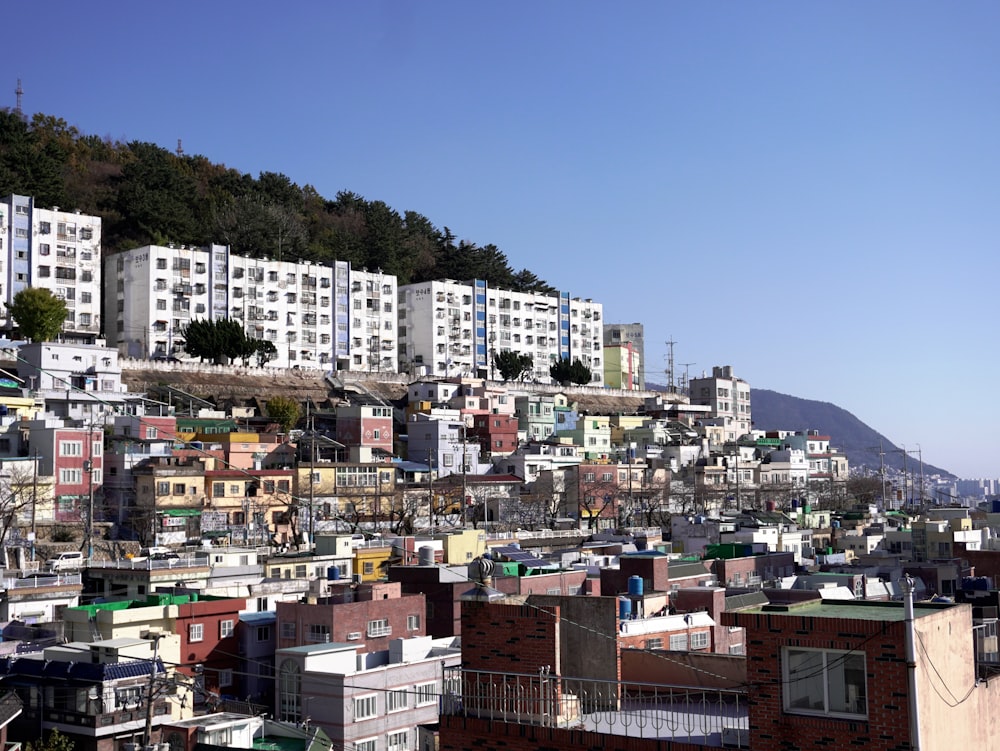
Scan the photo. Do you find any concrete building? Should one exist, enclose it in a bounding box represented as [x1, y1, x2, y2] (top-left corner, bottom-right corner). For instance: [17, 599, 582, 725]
[0, 194, 103, 342]
[104, 245, 397, 371]
[397, 279, 603, 384]
[689, 365, 752, 440]
[602, 322, 644, 389]
[603, 342, 642, 391]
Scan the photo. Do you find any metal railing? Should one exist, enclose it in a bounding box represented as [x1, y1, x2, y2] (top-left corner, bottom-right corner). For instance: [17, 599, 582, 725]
[5, 573, 82, 589]
[442, 667, 748, 746]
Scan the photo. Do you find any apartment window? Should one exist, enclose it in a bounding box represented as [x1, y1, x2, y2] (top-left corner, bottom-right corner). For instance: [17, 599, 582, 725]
[59, 468, 83, 484]
[173, 483, 186, 496]
[218, 668, 233, 688]
[355, 741, 376, 751]
[690, 632, 709, 650]
[669, 633, 688, 650]
[386, 689, 408, 712]
[256, 626, 271, 641]
[156, 258, 167, 269]
[407, 614, 420, 631]
[583, 472, 595, 482]
[306, 624, 330, 643]
[189, 623, 204, 642]
[220, 620, 234, 638]
[212, 482, 225, 497]
[59, 441, 83, 456]
[386, 731, 407, 751]
[415, 682, 436, 705]
[646, 637, 663, 649]
[280, 623, 295, 639]
[729, 644, 745, 655]
[368, 618, 391, 637]
[37, 265, 51, 278]
[354, 694, 377, 720]
[783, 647, 867, 718]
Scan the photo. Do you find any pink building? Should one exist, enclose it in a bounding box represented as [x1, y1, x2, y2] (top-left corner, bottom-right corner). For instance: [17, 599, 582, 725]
[28, 420, 103, 522]
[335, 404, 393, 461]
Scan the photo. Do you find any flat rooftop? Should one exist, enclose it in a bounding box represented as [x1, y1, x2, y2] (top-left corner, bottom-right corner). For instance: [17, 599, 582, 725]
[746, 599, 957, 622]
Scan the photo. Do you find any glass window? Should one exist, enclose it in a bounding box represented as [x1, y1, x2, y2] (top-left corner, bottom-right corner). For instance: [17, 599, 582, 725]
[783, 647, 867, 718]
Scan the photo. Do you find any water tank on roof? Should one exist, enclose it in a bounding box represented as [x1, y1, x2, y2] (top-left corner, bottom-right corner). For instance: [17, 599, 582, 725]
[803, 505, 812, 514]
[628, 575, 644, 596]
[419, 546, 435, 566]
[833, 520, 841, 529]
[694, 515, 706, 525]
[619, 597, 632, 621]
[328, 566, 341, 580]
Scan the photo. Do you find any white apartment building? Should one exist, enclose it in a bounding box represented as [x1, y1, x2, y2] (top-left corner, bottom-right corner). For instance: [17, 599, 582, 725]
[104, 245, 397, 371]
[689, 365, 752, 439]
[397, 279, 604, 385]
[0, 194, 102, 342]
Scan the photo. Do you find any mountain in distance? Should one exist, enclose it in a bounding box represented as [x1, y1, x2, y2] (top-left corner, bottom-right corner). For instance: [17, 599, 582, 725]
[750, 389, 953, 478]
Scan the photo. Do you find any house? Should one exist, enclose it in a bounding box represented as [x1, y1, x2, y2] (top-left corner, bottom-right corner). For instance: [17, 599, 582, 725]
[275, 636, 461, 751]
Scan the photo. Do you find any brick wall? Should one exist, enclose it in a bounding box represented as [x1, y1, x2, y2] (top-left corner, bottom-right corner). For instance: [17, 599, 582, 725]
[726, 610, 911, 751]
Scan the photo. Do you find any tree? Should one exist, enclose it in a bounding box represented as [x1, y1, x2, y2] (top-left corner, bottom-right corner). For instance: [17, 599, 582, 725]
[6, 287, 67, 342]
[549, 357, 593, 386]
[27, 729, 75, 751]
[266, 395, 302, 433]
[255, 339, 277, 367]
[492, 350, 533, 382]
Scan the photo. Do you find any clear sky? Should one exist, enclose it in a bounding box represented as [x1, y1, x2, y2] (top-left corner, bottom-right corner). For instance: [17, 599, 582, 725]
[7, 2, 999, 477]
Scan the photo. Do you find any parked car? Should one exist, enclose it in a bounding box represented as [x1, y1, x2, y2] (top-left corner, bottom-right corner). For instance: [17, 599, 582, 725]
[46, 551, 84, 572]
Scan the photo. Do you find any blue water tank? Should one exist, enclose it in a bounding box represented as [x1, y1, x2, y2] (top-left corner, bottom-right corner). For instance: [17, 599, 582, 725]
[992, 499, 1000, 514]
[619, 597, 632, 620]
[791, 499, 800, 510]
[628, 575, 644, 596]
[328, 566, 341, 580]
[832, 520, 841, 529]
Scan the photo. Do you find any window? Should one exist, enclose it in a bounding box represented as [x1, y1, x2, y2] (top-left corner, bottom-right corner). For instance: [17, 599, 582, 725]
[669, 633, 688, 650]
[59, 468, 83, 484]
[690, 632, 709, 649]
[256, 626, 271, 641]
[220, 620, 234, 638]
[189, 623, 204, 642]
[415, 682, 436, 705]
[646, 637, 663, 649]
[218, 668, 233, 687]
[59, 440, 83, 456]
[354, 694, 377, 720]
[356, 741, 376, 751]
[387, 689, 408, 712]
[387, 731, 408, 751]
[363, 561, 375, 576]
[368, 618, 391, 637]
[173, 483, 186, 496]
[407, 614, 420, 631]
[783, 647, 867, 718]
[280, 622, 296, 639]
[38, 265, 50, 278]
[306, 624, 330, 643]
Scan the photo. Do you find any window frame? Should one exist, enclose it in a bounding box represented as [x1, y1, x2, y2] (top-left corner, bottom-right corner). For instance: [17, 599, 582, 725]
[354, 693, 378, 720]
[782, 646, 867, 719]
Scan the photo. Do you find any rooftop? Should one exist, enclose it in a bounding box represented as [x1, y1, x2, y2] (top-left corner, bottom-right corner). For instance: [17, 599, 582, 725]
[744, 599, 957, 622]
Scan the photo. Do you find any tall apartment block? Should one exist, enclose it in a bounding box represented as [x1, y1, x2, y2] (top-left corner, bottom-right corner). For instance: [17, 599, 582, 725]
[0, 194, 102, 342]
[603, 322, 645, 389]
[104, 245, 397, 372]
[689, 365, 752, 440]
[397, 279, 604, 385]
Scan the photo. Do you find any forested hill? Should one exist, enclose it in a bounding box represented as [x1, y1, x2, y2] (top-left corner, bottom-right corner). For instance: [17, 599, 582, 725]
[0, 110, 555, 292]
[750, 389, 953, 478]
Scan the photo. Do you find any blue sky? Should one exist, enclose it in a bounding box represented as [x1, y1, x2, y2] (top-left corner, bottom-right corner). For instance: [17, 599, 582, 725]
[8, 2, 1000, 477]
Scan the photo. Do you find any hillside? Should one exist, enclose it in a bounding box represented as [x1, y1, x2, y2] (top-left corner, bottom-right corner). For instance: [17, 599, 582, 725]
[750, 389, 953, 478]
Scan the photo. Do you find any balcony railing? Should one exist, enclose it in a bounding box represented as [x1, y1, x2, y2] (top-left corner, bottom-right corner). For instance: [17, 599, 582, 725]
[442, 668, 748, 746]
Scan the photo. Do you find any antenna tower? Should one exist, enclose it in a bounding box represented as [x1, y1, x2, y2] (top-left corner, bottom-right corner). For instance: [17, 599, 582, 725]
[14, 79, 24, 120]
[176, 139, 184, 156]
[664, 338, 676, 392]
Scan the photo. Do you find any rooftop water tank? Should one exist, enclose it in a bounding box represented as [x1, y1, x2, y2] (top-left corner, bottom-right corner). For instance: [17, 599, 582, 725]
[628, 575, 644, 596]
[619, 597, 632, 621]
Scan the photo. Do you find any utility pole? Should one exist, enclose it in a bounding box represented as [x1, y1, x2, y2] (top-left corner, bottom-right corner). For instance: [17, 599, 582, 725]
[308, 404, 315, 549]
[84, 423, 95, 560]
[142, 633, 164, 749]
[460, 422, 469, 530]
[30, 449, 37, 562]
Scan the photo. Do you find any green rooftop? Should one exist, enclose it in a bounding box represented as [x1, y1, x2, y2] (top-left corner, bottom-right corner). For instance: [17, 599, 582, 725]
[68, 592, 230, 616]
[747, 599, 956, 622]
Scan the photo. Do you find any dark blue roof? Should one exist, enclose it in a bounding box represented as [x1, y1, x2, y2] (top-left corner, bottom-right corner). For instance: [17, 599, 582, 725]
[0, 656, 164, 682]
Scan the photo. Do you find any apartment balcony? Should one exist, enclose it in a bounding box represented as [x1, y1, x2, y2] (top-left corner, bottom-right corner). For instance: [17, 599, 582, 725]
[27, 699, 171, 736]
[442, 668, 748, 747]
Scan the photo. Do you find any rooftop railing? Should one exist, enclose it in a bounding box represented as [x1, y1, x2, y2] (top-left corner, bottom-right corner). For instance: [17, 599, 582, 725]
[442, 667, 748, 747]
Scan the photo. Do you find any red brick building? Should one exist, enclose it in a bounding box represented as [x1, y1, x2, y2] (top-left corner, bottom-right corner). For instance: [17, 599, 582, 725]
[173, 593, 247, 694]
[275, 581, 425, 650]
[468, 412, 519, 457]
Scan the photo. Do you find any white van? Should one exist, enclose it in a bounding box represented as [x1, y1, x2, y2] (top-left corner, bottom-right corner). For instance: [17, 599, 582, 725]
[46, 551, 84, 571]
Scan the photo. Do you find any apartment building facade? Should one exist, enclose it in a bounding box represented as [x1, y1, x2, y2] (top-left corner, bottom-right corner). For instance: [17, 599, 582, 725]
[689, 365, 752, 440]
[0, 194, 103, 342]
[397, 279, 604, 384]
[104, 245, 397, 371]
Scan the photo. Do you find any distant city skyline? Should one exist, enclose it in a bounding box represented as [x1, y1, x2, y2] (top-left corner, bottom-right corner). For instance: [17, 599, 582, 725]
[6, 1, 999, 477]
